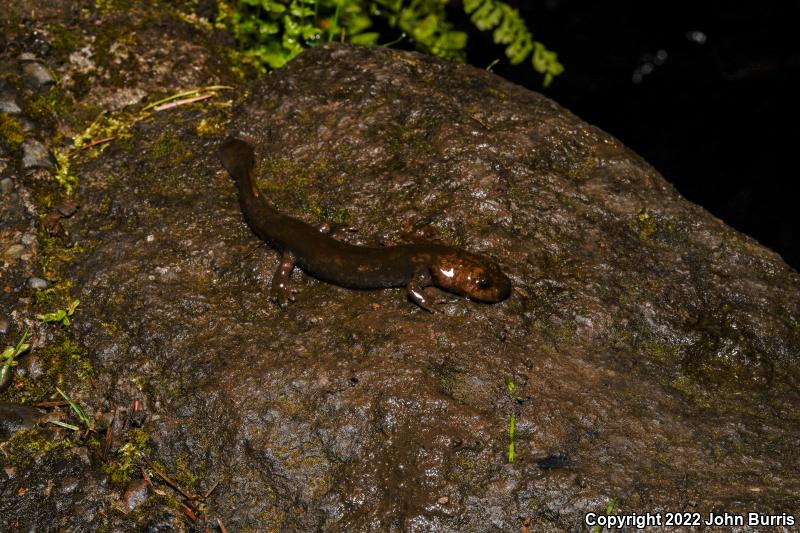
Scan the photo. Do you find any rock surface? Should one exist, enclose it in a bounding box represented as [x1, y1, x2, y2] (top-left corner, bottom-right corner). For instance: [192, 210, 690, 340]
[0, 403, 42, 439]
[1, 2, 799, 532]
[20, 139, 55, 170]
[20, 58, 55, 89]
[0, 80, 21, 114]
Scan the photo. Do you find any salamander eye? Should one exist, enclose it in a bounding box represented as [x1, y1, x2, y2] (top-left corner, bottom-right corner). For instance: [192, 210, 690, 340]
[476, 277, 492, 289]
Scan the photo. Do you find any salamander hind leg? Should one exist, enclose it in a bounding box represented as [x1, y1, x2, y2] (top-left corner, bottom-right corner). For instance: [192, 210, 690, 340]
[406, 268, 438, 313]
[270, 250, 298, 307]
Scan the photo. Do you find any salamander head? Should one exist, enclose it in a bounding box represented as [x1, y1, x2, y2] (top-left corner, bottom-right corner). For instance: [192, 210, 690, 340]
[219, 137, 255, 184]
[431, 251, 511, 303]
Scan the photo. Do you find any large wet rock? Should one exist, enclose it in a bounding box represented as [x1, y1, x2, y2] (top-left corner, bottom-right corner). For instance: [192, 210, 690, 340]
[2, 4, 799, 531]
[60, 44, 800, 530]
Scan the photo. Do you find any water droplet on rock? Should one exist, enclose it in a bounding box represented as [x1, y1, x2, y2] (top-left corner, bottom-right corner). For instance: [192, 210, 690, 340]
[27, 277, 48, 290]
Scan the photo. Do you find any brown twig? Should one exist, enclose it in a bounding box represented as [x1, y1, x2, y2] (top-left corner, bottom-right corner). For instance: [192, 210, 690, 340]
[217, 518, 229, 533]
[34, 400, 69, 408]
[103, 414, 114, 459]
[182, 505, 198, 522]
[203, 478, 221, 499]
[68, 136, 115, 156]
[149, 463, 195, 501]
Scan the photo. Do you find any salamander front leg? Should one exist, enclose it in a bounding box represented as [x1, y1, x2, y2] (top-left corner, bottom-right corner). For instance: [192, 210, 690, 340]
[406, 269, 437, 312]
[270, 250, 298, 307]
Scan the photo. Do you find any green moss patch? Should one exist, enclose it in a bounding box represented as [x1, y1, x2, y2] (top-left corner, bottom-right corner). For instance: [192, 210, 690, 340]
[0, 113, 25, 150]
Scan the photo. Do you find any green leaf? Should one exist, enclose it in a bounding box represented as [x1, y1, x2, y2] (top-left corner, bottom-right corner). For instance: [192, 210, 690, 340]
[262, 1, 286, 13]
[350, 31, 380, 45]
[301, 24, 323, 41]
[345, 12, 373, 35]
[532, 42, 564, 86]
[283, 14, 302, 37]
[38, 309, 66, 323]
[38, 300, 79, 326]
[492, 10, 515, 44]
[251, 44, 289, 69]
[379, 0, 403, 13]
[505, 377, 524, 400]
[289, 4, 314, 18]
[439, 30, 467, 50]
[506, 35, 532, 64]
[412, 13, 438, 41]
[258, 21, 281, 35]
[0, 364, 13, 388]
[1, 329, 30, 361]
[238, 18, 258, 35]
[471, 0, 502, 31]
[464, 0, 483, 14]
[227, 0, 563, 87]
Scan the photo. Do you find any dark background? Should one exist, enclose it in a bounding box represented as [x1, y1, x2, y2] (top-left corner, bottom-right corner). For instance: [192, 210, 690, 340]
[466, 1, 799, 270]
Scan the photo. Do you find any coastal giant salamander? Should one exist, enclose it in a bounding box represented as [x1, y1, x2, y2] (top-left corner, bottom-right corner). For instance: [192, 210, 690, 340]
[219, 137, 511, 311]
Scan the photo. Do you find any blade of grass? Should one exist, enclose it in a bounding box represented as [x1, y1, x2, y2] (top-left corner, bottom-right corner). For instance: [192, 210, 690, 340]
[142, 85, 234, 111]
[593, 498, 619, 533]
[49, 419, 81, 431]
[381, 32, 407, 48]
[1, 329, 30, 362]
[327, 3, 341, 42]
[14, 329, 30, 355]
[508, 412, 515, 463]
[56, 387, 91, 428]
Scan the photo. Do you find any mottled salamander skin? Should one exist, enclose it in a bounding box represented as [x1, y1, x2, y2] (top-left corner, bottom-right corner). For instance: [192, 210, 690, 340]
[219, 137, 511, 311]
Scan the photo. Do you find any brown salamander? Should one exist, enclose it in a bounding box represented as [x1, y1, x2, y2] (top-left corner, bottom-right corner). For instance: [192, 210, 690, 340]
[219, 137, 511, 311]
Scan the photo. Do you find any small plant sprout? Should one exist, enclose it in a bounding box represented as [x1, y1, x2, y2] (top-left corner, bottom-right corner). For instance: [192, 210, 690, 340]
[49, 419, 81, 431]
[226, 0, 563, 87]
[37, 299, 80, 326]
[505, 377, 523, 401]
[593, 498, 619, 533]
[1, 329, 31, 390]
[505, 377, 523, 463]
[50, 387, 94, 434]
[508, 412, 515, 463]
